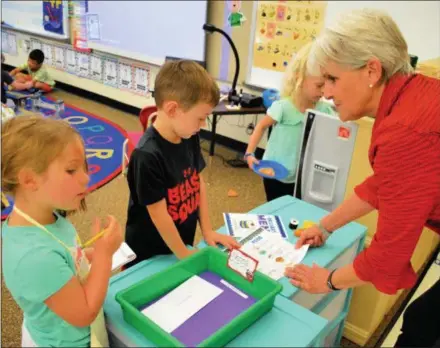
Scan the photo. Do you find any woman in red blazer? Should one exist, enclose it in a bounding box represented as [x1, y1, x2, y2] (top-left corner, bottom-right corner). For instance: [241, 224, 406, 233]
[285, 8, 440, 347]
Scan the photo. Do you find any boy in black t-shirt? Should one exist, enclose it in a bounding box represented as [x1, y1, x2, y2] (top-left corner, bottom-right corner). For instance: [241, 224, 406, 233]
[125, 60, 239, 267]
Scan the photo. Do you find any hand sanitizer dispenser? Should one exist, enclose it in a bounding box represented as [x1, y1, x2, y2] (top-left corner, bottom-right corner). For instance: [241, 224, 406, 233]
[294, 109, 358, 212]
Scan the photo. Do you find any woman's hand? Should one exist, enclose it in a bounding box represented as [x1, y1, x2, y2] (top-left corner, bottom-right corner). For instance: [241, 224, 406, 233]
[285, 263, 331, 294]
[295, 225, 327, 249]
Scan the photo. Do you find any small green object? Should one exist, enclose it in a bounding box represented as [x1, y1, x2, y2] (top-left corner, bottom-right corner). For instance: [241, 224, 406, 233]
[115, 247, 283, 347]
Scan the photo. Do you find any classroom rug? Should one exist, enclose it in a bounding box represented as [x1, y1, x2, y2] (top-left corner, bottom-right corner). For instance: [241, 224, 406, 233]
[1, 96, 133, 220]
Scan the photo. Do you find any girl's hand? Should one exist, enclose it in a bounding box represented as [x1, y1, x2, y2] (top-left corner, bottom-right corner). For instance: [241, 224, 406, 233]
[246, 155, 259, 169]
[93, 216, 123, 257]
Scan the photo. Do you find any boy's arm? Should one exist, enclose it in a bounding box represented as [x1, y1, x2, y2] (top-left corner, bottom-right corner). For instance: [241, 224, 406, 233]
[9, 64, 26, 76]
[147, 199, 195, 259]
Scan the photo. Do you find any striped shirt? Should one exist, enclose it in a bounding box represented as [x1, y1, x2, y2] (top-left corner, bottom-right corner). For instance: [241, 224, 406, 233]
[353, 73, 440, 295]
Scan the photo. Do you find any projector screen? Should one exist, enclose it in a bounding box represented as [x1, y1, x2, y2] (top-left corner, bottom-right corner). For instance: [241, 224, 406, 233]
[86, 1, 208, 66]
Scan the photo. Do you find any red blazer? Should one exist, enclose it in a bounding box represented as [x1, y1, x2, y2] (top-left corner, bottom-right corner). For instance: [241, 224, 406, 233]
[353, 73, 440, 294]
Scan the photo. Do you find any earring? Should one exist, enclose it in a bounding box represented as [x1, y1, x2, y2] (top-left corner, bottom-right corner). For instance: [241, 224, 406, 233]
[369, 84, 373, 88]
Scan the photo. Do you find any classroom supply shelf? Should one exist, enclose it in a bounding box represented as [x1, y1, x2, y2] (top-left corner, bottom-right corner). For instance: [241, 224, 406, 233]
[115, 247, 282, 347]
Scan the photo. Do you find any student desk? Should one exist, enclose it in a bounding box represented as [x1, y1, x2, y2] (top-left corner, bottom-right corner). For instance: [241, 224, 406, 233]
[209, 101, 266, 158]
[104, 196, 367, 347]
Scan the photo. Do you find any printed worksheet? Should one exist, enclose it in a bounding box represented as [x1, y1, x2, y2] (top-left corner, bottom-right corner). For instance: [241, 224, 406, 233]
[90, 55, 103, 81]
[66, 49, 77, 74]
[239, 227, 309, 280]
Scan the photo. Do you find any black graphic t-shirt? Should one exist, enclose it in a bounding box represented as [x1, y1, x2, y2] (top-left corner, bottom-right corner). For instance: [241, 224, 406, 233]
[125, 126, 206, 266]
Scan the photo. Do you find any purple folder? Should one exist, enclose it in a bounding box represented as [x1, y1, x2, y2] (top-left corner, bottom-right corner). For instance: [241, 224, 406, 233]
[139, 271, 256, 347]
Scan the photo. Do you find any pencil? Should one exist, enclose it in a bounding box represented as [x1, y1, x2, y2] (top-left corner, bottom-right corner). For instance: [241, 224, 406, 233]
[82, 229, 106, 248]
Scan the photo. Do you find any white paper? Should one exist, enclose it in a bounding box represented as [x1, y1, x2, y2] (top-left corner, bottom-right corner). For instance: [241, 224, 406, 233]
[31, 40, 42, 51]
[104, 60, 118, 86]
[7, 33, 17, 56]
[224, 213, 288, 239]
[240, 228, 309, 280]
[77, 53, 90, 77]
[118, 63, 133, 89]
[90, 55, 103, 81]
[42, 44, 53, 66]
[66, 49, 77, 73]
[112, 242, 136, 270]
[86, 14, 101, 40]
[134, 67, 149, 95]
[141, 275, 223, 333]
[54, 47, 65, 69]
[2, 32, 9, 53]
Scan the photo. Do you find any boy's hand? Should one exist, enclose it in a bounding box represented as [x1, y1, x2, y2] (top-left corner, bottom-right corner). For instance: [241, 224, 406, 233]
[246, 156, 259, 169]
[204, 231, 241, 250]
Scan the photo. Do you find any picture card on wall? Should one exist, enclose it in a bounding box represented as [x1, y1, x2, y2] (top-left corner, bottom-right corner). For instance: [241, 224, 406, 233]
[77, 53, 90, 78]
[7, 33, 18, 56]
[118, 62, 134, 90]
[90, 55, 103, 82]
[30, 39, 42, 51]
[66, 49, 77, 74]
[54, 46, 66, 69]
[103, 59, 118, 87]
[42, 43, 54, 66]
[134, 66, 150, 96]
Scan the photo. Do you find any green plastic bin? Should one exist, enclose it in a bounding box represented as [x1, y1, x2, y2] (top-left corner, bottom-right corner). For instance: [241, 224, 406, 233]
[115, 247, 283, 347]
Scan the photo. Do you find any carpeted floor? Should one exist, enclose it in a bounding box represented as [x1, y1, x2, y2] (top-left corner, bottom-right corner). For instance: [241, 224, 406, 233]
[0, 90, 415, 347]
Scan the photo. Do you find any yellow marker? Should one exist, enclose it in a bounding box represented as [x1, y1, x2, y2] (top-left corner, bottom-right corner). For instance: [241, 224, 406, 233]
[82, 229, 107, 248]
[1, 192, 10, 208]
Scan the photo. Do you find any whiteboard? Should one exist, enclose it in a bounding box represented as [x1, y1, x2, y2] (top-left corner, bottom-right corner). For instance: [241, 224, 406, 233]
[246, 1, 440, 90]
[1, 0, 70, 40]
[85, 1, 208, 66]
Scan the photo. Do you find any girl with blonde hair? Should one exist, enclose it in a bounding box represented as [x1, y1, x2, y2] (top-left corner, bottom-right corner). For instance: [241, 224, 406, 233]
[2, 115, 123, 347]
[244, 42, 333, 201]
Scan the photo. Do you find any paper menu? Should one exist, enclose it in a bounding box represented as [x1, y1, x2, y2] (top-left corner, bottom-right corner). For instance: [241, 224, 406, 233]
[239, 227, 309, 280]
[223, 213, 288, 240]
[141, 275, 223, 333]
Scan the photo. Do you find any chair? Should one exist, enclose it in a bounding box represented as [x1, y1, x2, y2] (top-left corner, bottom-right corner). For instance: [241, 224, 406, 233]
[122, 106, 158, 175]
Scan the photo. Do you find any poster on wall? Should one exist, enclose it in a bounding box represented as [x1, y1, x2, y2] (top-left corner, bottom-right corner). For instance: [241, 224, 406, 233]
[42, 0, 64, 35]
[252, 0, 327, 72]
[7, 33, 18, 56]
[2, 32, 9, 53]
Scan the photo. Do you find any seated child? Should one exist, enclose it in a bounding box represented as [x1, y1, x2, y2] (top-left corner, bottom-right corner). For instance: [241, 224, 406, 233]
[10, 49, 55, 92]
[125, 60, 239, 267]
[2, 115, 123, 347]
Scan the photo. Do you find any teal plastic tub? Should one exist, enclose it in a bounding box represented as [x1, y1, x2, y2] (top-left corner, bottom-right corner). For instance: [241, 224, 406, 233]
[115, 247, 283, 347]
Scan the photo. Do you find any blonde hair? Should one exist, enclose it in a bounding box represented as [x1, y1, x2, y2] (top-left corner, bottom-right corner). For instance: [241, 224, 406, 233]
[281, 42, 318, 99]
[308, 8, 413, 83]
[154, 60, 220, 111]
[1, 115, 87, 210]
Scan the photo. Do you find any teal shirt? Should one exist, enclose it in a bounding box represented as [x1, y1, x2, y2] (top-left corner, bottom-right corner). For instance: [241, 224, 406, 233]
[262, 98, 334, 183]
[2, 215, 90, 347]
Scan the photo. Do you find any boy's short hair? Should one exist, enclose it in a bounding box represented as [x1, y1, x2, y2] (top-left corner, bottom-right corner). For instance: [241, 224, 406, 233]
[154, 60, 220, 111]
[29, 49, 45, 65]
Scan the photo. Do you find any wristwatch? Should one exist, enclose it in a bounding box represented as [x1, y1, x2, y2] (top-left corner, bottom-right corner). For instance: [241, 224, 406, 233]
[243, 152, 255, 160]
[327, 269, 341, 291]
[317, 221, 331, 240]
